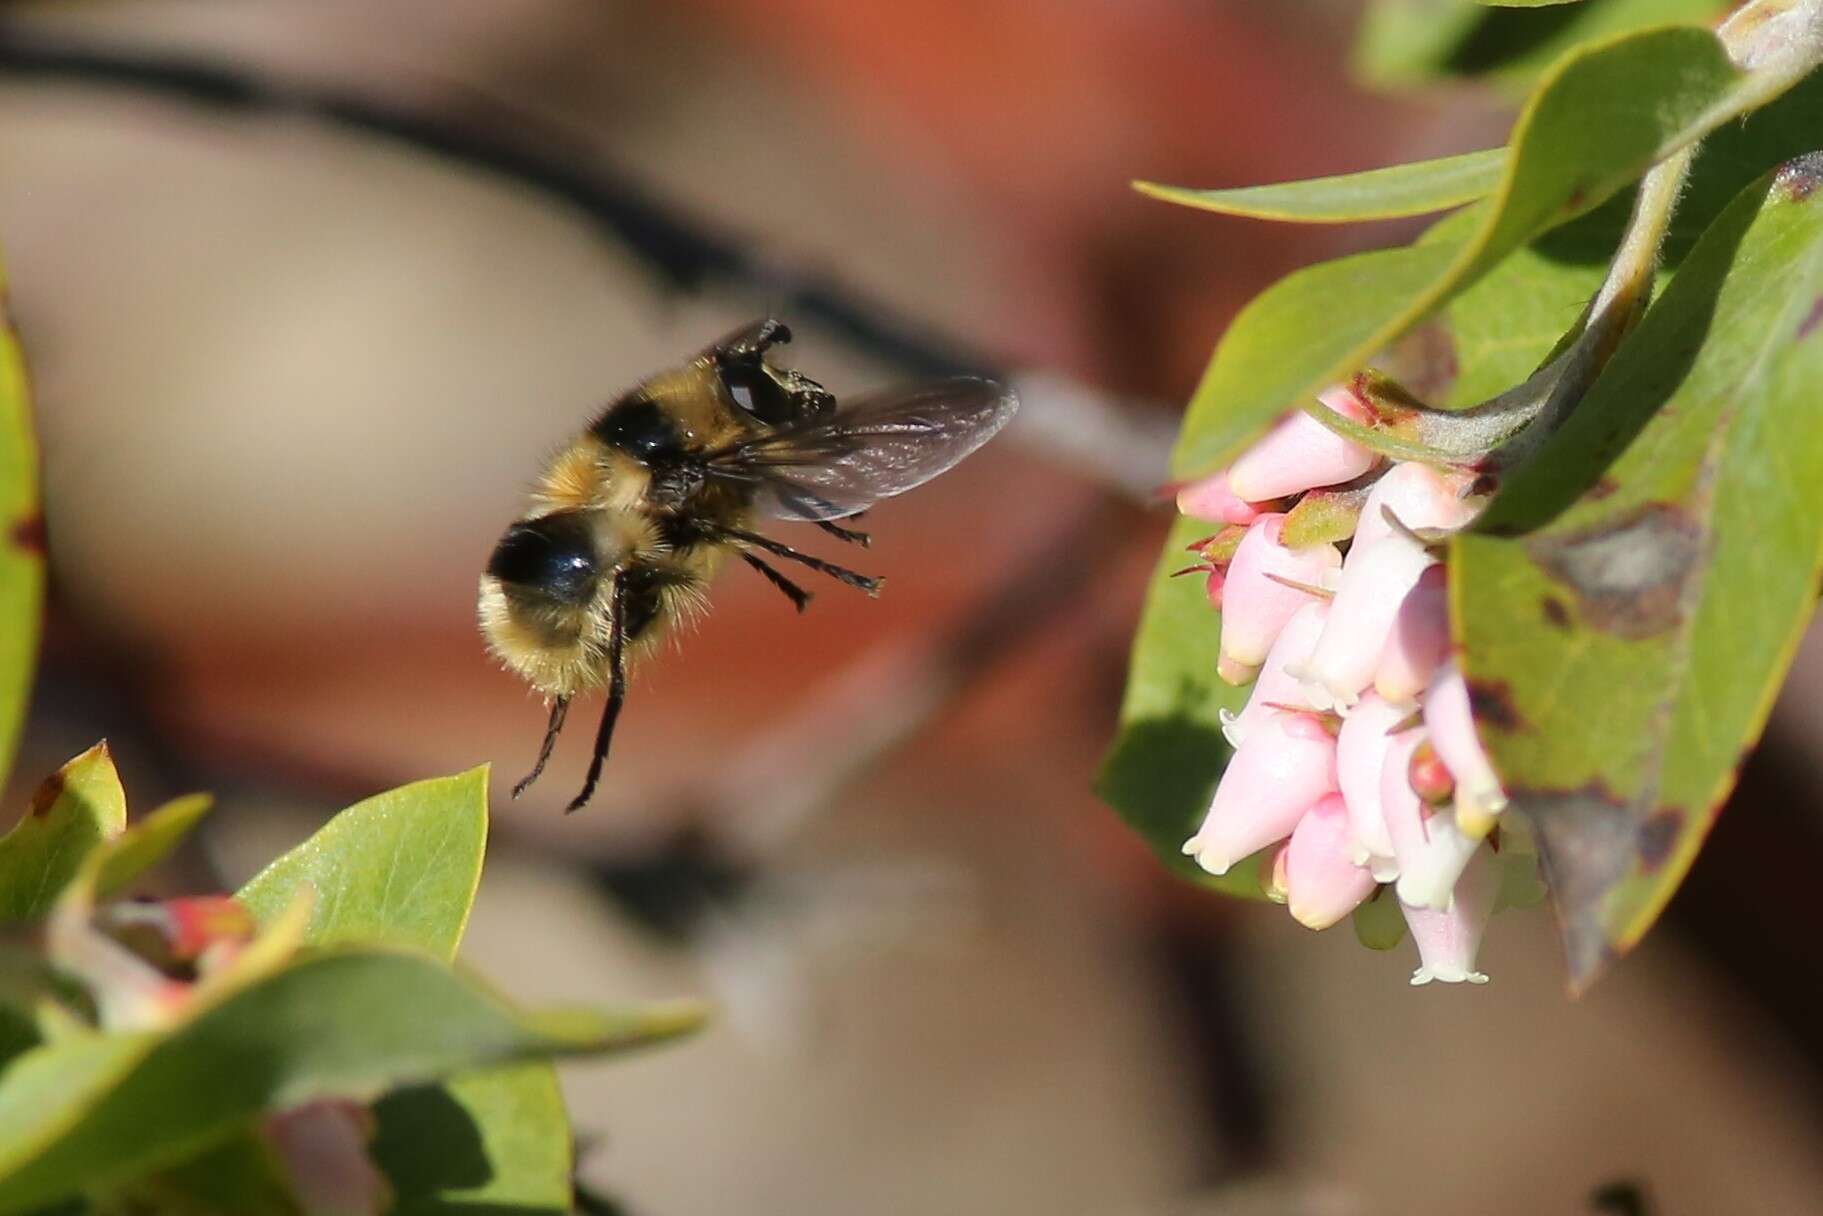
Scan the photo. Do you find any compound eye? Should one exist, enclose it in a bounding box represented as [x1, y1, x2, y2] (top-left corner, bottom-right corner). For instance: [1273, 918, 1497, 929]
[718, 361, 797, 425]
[487, 513, 600, 604]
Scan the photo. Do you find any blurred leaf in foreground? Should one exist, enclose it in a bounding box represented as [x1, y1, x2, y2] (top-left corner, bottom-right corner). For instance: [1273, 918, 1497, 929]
[0, 745, 125, 923]
[0, 253, 38, 801]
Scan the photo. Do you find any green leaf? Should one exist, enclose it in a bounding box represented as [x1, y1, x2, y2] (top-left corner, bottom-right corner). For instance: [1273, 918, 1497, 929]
[372, 1065, 573, 1215]
[1453, 161, 1823, 991]
[95, 795, 213, 901]
[0, 746, 125, 923]
[0, 254, 40, 800]
[1136, 149, 1503, 223]
[224, 769, 573, 1215]
[1096, 516, 1261, 897]
[125, 1135, 300, 1216]
[1355, 0, 1727, 90]
[237, 767, 489, 962]
[0, 948, 703, 1213]
[1173, 25, 1750, 480]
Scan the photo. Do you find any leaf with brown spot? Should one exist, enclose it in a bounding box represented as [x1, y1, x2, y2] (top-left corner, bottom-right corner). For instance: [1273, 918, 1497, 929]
[1454, 166, 1823, 992]
[0, 255, 40, 797]
[0, 745, 126, 923]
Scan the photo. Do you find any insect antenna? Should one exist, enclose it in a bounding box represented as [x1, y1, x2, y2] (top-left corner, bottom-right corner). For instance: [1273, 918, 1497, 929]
[567, 575, 630, 813]
[740, 552, 812, 612]
[716, 525, 882, 595]
[511, 695, 571, 798]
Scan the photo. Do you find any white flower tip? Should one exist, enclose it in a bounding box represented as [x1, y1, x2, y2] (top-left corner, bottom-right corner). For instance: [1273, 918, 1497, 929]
[1322, 680, 1361, 712]
[1218, 709, 1246, 750]
[1217, 656, 1260, 686]
[1368, 856, 1401, 884]
[1184, 839, 1234, 876]
[1289, 902, 1344, 932]
[1295, 676, 1337, 713]
[1412, 966, 1489, 986]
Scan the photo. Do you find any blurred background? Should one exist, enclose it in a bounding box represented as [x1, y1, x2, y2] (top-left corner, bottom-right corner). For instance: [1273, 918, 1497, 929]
[0, 0, 1820, 1212]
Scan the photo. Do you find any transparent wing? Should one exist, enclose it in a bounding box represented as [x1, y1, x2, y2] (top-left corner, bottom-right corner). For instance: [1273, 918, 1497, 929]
[705, 377, 1019, 521]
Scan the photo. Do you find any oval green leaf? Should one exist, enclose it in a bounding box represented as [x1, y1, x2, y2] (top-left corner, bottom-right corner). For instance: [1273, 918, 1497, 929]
[0, 745, 125, 923]
[0, 948, 703, 1213]
[1453, 161, 1823, 991]
[237, 767, 489, 962]
[1095, 515, 1262, 898]
[1173, 24, 1752, 480]
[1137, 149, 1503, 224]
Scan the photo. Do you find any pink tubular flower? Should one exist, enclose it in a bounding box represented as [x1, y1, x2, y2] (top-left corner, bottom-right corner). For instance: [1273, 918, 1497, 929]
[1381, 728, 1480, 910]
[1400, 844, 1499, 985]
[1185, 711, 1338, 877]
[1176, 468, 1269, 526]
[1424, 662, 1509, 838]
[1334, 692, 1407, 880]
[1226, 387, 1379, 503]
[1285, 793, 1379, 930]
[1353, 461, 1482, 550]
[1301, 534, 1435, 709]
[1376, 564, 1449, 706]
[1216, 514, 1342, 685]
[1222, 601, 1328, 748]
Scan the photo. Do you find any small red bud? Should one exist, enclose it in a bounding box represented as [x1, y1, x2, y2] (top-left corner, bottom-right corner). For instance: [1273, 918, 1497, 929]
[1408, 741, 1456, 807]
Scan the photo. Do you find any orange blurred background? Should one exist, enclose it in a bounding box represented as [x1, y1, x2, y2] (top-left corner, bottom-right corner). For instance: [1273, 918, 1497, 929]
[0, 2, 1819, 1213]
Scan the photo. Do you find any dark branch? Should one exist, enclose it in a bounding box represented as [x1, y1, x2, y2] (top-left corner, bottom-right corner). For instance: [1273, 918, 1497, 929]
[0, 20, 993, 382]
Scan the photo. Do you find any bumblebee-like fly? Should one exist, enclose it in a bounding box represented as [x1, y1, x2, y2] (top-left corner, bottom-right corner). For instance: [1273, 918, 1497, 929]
[480, 320, 1018, 810]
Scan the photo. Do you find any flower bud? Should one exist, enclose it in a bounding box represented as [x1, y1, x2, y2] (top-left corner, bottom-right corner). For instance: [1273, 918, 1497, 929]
[1381, 728, 1479, 910]
[1376, 564, 1448, 706]
[1184, 711, 1338, 877]
[1217, 514, 1342, 684]
[1302, 534, 1435, 709]
[1400, 844, 1498, 986]
[1407, 740, 1455, 806]
[1353, 461, 1481, 550]
[264, 1100, 393, 1216]
[1226, 387, 1379, 503]
[1285, 794, 1379, 930]
[1176, 468, 1269, 526]
[1221, 601, 1328, 748]
[1334, 692, 1405, 881]
[1424, 662, 1509, 839]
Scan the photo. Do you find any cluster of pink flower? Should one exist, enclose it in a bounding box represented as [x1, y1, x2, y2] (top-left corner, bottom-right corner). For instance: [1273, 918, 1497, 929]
[1175, 386, 1535, 985]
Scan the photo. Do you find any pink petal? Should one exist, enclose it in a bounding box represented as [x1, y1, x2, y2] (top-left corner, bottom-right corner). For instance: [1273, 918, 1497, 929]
[1177, 469, 1268, 526]
[1400, 845, 1498, 986]
[1185, 711, 1338, 877]
[1334, 692, 1406, 879]
[1380, 728, 1480, 910]
[1285, 793, 1379, 930]
[1354, 461, 1482, 550]
[1222, 601, 1329, 748]
[1217, 514, 1342, 683]
[1376, 564, 1448, 706]
[1227, 387, 1379, 502]
[1425, 662, 1509, 837]
[1303, 535, 1435, 709]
